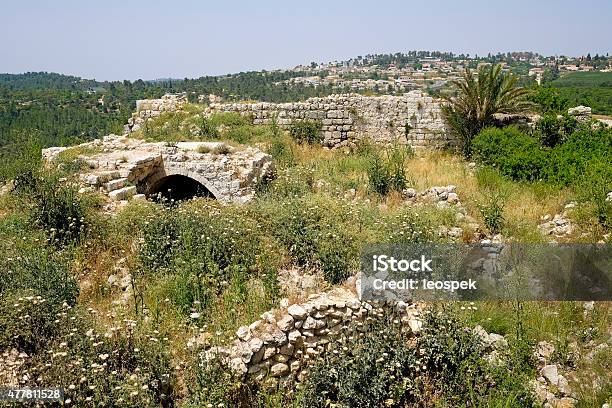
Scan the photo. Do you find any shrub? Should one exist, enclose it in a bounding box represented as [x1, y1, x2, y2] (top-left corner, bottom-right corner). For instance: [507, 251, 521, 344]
[575, 160, 612, 229]
[0, 135, 42, 183]
[14, 170, 95, 245]
[0, 215, 78, 306]
[529, 86, 569, 114]
[382, 208, 436, 244]
[136, 202, 264, 314]
[366, 146, 410, 196]
[188, 355, 249, 407]
[266, 134, 295, 168]
[195, 115, 219, 138]
[542, 126, 612, 186]
[367, 152, 392, 196]
[472, 127, 545, 181]
[535, 113, 578, 147]
[0, 214, 79, 353]
[212, 144, 231, 155]
[262, 196, 359, 284]
[289, 120, 322, 144]
[0, 291, 65, 354]
[262, 166, 314, 198]
[15, 307, 174, 407]
[477, 190, 507, 234]
[302, 308, 534, 407]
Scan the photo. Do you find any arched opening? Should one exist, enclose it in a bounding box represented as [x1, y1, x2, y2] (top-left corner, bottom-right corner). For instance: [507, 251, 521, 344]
[147, 174, 215, 202]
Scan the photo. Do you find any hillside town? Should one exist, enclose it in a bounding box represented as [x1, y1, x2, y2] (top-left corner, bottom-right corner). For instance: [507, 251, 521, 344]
[274, 52, 612, 92]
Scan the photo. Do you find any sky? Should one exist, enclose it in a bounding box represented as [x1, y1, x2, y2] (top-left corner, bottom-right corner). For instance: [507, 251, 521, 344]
[1, 0, 611, 81]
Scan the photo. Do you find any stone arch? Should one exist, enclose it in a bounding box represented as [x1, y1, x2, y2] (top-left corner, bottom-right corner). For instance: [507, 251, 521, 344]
[140, 166, 221, 202]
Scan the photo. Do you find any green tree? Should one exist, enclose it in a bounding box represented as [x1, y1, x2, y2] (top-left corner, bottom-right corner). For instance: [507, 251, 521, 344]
[442, 64, 533, 156]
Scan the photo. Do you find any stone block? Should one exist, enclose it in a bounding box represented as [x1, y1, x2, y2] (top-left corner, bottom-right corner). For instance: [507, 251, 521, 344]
[108, 186, 136, 201]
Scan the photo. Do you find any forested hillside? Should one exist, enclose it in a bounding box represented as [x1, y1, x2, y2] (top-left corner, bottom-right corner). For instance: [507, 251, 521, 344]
[549, 72, 612, 115]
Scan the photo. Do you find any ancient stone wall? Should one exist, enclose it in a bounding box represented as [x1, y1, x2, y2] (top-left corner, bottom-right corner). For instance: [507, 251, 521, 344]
[126, 93, 188, 133]
[192, 286, 424, 386]
[206, 91, 454, 149]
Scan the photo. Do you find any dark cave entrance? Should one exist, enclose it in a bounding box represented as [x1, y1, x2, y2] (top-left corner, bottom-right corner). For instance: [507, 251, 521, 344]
[147, 175, 215, 202]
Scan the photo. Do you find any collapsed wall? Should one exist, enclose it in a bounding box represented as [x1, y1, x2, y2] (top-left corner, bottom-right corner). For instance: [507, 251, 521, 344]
[190, 284, 425, 386]
[125, 93, 189, 133]
[206, 91, 454, 148]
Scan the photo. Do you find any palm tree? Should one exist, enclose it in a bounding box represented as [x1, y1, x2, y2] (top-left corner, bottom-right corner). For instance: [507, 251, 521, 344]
[442, 64, 533, 156]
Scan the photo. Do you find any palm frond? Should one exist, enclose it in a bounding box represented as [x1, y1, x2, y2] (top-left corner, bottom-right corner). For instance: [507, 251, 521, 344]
[442, 64, 534, 156]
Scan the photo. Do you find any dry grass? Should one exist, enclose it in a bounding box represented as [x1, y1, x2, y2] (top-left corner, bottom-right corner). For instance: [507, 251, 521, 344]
[288, 144, 578, 240]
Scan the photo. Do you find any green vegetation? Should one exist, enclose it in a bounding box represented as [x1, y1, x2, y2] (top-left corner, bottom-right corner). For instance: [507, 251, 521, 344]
[548, 72, 612, 115]
[366, 144, 411, 195]
[442, 64, 533, 156]
[288, 120, 322, 145]
[303, 307, 534, 407]
[472, 124, 612, 229]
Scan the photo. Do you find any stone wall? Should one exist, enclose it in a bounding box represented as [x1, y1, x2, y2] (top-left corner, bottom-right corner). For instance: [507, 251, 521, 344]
[126, 93, 188, 133]
[206, 91, 454, 149]
[192, 285, 424, 386]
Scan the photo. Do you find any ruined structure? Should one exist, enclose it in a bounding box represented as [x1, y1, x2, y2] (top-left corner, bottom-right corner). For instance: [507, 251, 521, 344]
[125, 93, 188, 133]
[43, 135, 273, 204]
[123, 92, 453, 149]
[191, 284, 426, 385]
[205, 91, 453, 148]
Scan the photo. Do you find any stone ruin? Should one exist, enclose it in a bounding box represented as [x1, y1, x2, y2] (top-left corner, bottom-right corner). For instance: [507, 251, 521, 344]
[124, 92, 454, 149]
[42, 135, 273, 204]
[190, 283, 426, 385]
[125, 93, 189, 133]
[205, 91, 453, 148]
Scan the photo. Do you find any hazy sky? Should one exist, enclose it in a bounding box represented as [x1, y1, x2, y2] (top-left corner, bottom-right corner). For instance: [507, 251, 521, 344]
[2, 0, 611, 81]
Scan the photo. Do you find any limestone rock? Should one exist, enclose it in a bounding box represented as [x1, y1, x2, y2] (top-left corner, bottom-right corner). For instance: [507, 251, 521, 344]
[541, 364, 559, 386]
[287, 305, 308, 320]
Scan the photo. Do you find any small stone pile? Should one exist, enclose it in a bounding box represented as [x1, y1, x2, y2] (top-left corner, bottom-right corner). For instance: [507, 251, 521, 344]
[567, 105, 592, 123]
[473, 325, 509, 366]
[531, 341, 578, 408]
[191, 286, 424, 386]
[538, 203, 576, 239]
[402, 185, 461, 207]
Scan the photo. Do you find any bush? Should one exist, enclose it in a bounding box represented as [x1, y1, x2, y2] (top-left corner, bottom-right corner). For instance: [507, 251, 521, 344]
[262, 196, 359, 284]
[136, 202, 267, 315]
[302, 308, 534, 407]
[576, 160, 612, 229]
[15, 170, 95, 245]
[366, 146, 410, 196]
[266, 134, 295, 168]
[529, 86, 569, 114]
[289, 120, 322, 145]
[195, 115, 219, 138]
[477, 190, 507, 234]
[261, 166, 314, 198]
[0, 291, 65, 354]
[535, 113, 578, 147]
[472, 127, 545, 181]
[0, 215, 78, 306]
[0, 136, 41, 183]
[15, 307, 174, 407]
[382, 209, 436, 244]
[542, 126, 612, 186]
